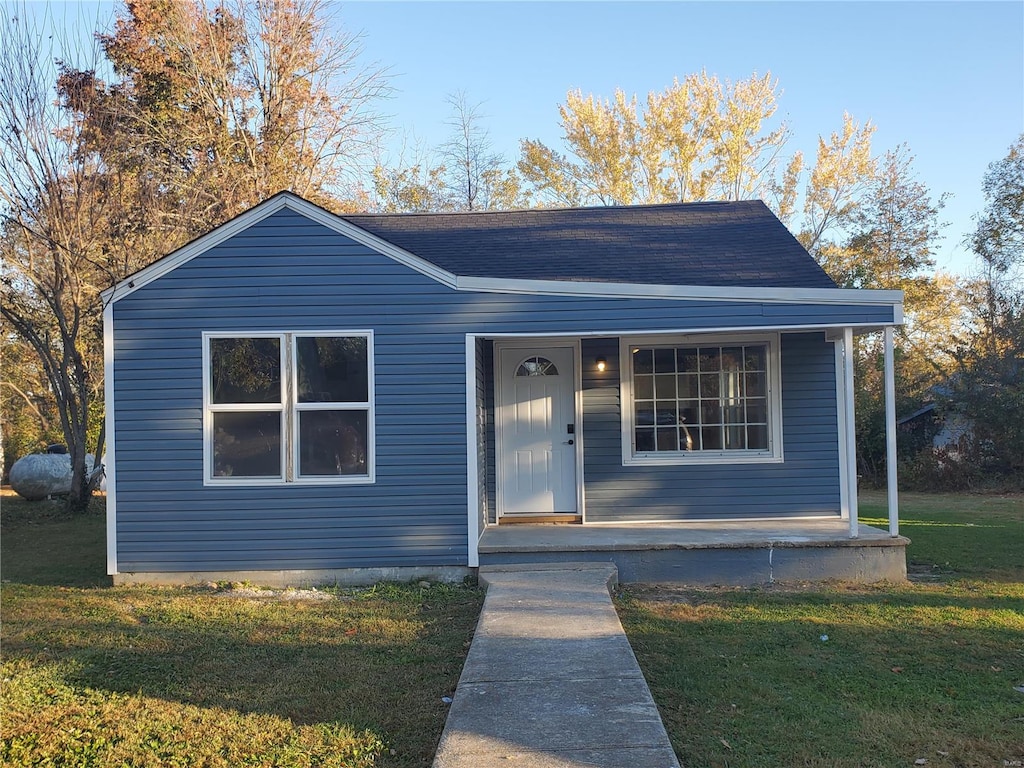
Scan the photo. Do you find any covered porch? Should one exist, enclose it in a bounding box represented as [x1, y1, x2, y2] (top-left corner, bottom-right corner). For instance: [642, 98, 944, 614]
[465, 325, 906, 584]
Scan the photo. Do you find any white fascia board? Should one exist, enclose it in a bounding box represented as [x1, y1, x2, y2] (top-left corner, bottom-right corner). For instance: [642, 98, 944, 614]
[102, 193, 459, 304]
[455, 275, 904, 308]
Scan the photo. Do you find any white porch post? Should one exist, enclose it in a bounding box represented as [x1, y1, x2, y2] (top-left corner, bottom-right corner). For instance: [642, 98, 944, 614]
[843, 327, 859, 538]
[884, 326, 899, 537]
[465, 335, 480, 567]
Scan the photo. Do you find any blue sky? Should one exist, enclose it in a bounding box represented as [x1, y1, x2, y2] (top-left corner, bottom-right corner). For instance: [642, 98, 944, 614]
[30, 1, 1024, 275]
[340, 1, 1023, 275]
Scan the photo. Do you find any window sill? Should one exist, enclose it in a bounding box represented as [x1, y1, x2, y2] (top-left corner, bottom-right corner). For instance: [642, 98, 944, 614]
[204, 476, 374, 487]
[624, 452, 783, 467]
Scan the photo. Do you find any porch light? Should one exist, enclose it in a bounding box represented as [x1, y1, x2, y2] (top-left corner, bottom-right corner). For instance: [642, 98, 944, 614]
[596, 356, 607, 372]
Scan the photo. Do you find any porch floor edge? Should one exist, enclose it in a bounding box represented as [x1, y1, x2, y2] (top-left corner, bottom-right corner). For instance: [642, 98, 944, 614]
[478, 521, 909, 553]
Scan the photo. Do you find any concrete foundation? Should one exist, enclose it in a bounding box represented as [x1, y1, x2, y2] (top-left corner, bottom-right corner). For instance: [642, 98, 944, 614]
[112, 565, 474, 588]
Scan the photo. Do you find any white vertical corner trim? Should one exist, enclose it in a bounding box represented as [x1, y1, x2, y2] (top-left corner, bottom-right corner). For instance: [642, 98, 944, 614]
[833, 339, 850, 521]
[465, 335, 480, 568]
[102, 300, 118, 575]
[883, 326, 899, 537]
[843, 327, 859, 537]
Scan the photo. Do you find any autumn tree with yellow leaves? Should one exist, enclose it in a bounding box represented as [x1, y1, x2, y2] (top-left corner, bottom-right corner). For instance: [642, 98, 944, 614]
[518, 72, 794, 210]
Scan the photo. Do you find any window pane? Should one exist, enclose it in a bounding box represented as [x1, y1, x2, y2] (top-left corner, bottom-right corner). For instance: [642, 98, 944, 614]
[656, 428, 677, 451]
[636, 403, 655, 426]
[678, 373, 699, 398]
[698, 348, 721, 371]
[745, 372, 766, 397]
[656, 401, 678, 425]
[723, 404, 744, 424]
[654, 348, 676, 373]
[655, 374, 676, 398]
[701, 426, 723, 450]
[721, 370, 742, 399]
[635, 428, 655, 452]
[721, 347, 743, 371]
[677, 348, 699, 373]
[679, 425, 696, 451]
[679, 400, 699, 426]
[701, 402, 722, 424]
[299, 410, 368, 476]
[211, 338, 281, 404]
[724, 425, 746, 449]
[634, 375, 654, 400]
[297, 336, 368, 403]
[700, 373, 720, 398]
[213, 412, 281, 477]
[744, 347, 766, 371]
[746, 400, 768, 424]
[633, 348, 654, 375]
[748, 425, 769, 450]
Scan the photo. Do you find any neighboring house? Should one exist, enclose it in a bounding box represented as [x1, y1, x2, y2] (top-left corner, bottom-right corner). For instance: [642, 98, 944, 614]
[102, 192, 905, 585]
[898, 402, 974, 456]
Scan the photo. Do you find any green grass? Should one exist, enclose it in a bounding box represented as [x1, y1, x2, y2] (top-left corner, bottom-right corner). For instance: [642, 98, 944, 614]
[1, 493, 484, 768]
[861, 490, 1024, 580]
[618, 491, 1024, 768]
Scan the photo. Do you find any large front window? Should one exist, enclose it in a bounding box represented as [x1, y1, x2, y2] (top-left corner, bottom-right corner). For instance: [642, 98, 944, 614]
[204, 332, 374, 484]
[622, 335, 782, 464]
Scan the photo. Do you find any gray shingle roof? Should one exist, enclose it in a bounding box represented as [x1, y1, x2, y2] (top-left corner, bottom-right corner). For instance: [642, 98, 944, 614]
[343, 200, 837, 289]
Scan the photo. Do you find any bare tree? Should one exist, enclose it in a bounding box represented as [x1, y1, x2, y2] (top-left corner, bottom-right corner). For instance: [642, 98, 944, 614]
[441, 91, 513, 211]
[1, 0, 392, 510]
[0, 4, 122, 509]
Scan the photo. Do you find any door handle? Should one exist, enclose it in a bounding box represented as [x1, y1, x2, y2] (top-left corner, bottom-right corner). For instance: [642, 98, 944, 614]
[562, 439, 574, 445]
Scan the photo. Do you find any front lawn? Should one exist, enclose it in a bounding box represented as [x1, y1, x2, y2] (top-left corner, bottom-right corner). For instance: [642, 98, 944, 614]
[0, 493, 483, 768]
[618, 491, 1024, 768]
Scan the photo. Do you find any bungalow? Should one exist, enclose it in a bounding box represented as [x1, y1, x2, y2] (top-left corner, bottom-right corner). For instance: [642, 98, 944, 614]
[102, 192, 906, 586]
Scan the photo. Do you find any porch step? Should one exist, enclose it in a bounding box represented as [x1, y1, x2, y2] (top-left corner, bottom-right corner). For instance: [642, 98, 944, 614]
[498, 514, 582, 524]
[479, 560, 619, 588]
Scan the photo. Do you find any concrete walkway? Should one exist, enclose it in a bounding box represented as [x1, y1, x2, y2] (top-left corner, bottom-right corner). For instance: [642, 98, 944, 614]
[433, 563, 680, 768]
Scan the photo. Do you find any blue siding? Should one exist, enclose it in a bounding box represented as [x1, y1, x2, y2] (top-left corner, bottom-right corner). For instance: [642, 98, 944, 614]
[112, 208, 876, 571]
[580, 334, 840, 521]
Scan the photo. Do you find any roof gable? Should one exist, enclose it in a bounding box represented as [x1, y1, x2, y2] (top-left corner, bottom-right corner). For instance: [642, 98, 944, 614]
[101, 193, 457, 303]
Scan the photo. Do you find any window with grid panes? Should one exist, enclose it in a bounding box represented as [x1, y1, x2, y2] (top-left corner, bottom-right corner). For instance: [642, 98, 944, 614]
[630, 343, 772, 457]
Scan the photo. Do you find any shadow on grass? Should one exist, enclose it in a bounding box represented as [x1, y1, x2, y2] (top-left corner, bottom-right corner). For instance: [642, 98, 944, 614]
[1, 498, 109, 588]
[2, 582, 483, 767]
[1, 497, 484, 766]
[3, 592, 472, 726]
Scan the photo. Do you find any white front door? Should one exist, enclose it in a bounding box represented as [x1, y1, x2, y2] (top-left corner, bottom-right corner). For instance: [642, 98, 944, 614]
[497, 345, 577, 516]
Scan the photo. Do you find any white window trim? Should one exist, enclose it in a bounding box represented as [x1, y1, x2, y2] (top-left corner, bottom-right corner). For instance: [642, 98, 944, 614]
[203, 330, 375, 486]
[619, 332, 784, 466]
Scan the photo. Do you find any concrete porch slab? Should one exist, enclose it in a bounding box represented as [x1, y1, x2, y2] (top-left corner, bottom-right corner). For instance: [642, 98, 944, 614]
[478, 520, 909, 585]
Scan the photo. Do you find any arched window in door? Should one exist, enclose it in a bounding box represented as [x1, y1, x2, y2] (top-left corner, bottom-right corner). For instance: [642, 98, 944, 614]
[515, 356, 559, 377]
